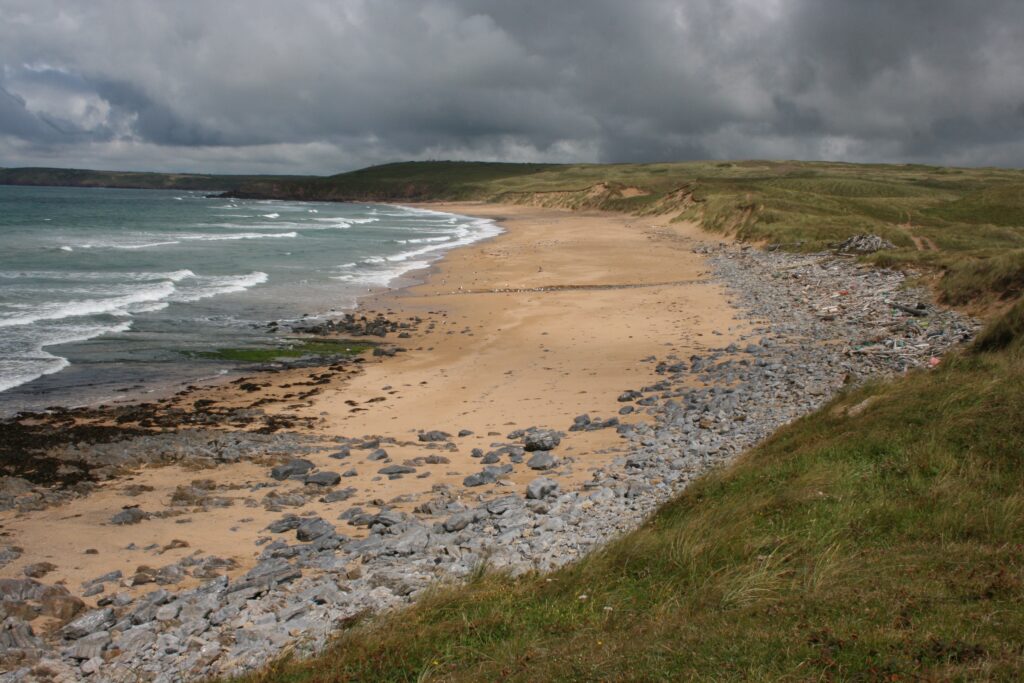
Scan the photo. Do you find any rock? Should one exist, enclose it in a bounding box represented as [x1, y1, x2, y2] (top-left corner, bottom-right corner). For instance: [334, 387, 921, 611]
[62, 608, 115, 639]
[0, 545, 22, 570]
[463, 465, 512, 487]
[267, 515, 302, 533]
[523, 429, 561, 451]
[154, 565, 185, 585]
[418, 430, 451, 442]
[321, 487, 358, 503]
[22, 562, 57, 579]
[305, 471, 341, 487]
[40, 593, 85, 621]
[65, 630, 110, 660]
[834, 234, 896, 254]
[457, 429, 474, 437]
[526, 451, 556, 470]
[155, 603, 180, 622]
[423, 455, 450, 465]
[378, 464, 416, 475]
[385, 526, 430, 555]
[443, 511, 475, 532]
[270, 459, 314, 480]
[367, 448, 389, 461]
[525, 477, 559, 500]
[618, 390, 642, 402]
[296, 517, 335, 542]
[81, 584, 104, 598]
[111, 507, 147, 525]
[0, 616, 42, 652]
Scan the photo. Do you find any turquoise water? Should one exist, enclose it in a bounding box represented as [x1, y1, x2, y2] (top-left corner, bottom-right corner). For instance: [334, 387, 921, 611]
[0, 186, 498, 414]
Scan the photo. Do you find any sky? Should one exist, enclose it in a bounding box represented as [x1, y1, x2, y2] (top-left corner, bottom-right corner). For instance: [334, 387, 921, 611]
[1, 0, 1023, 175]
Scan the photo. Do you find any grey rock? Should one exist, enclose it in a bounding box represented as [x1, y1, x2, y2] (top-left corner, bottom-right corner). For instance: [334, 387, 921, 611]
[525, 478, 559, 500]
[305, 471, 342, 487]
[322, 486, 358, 503]
[442, 511, 475, 532]
[527, 451, 556, 470]
[378, 464, 416, 475]
[110, 507, 147, 525]
[418, 430, 451, 442]
[62, 608, 115, 639]
[296, 517, 334, 542]
[270, 458, 314, 480]
[523, 429, 561, 451]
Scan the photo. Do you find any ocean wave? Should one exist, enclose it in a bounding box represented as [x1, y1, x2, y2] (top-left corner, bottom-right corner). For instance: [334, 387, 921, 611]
[170, 271, 269, 303]
[396, 236, 453, 244]
[0, 281, 176, 329]
[178, 232, 297, 241]
[0, 269, 196, 282]
[0, 320, 133, 393]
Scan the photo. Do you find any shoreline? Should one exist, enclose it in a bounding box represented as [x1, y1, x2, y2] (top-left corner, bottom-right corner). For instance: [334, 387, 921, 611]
[0, 203, 978, 681]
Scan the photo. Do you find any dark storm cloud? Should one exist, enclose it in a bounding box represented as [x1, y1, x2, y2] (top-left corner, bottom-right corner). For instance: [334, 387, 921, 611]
[0, 0, 1022, 173]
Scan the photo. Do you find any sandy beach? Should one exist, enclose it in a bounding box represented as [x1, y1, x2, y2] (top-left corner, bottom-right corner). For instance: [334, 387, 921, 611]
[0, 202, 745, 600]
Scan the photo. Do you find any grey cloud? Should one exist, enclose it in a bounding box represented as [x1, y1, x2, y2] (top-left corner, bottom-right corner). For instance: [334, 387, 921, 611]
[0, 0, 1022, 173]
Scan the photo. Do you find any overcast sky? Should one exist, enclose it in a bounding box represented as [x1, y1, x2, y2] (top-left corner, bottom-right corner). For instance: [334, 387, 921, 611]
[1, 0, 1023, 174]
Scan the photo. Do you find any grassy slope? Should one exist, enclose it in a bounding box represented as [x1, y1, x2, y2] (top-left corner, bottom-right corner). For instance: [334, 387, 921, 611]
[242, 309, 1024, 683]
[0, 167, 311, 191]
[228, 161, 1024, 682]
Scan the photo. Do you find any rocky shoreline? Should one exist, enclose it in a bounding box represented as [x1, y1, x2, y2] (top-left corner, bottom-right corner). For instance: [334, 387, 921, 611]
[0, 242, 977, 682]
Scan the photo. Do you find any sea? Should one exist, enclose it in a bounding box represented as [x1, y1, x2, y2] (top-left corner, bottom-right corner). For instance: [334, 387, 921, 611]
[0, 185, 499, 416]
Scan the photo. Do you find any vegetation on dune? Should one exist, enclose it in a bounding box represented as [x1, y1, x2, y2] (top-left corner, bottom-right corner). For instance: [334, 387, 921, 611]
[236, 303, 1024, 682]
